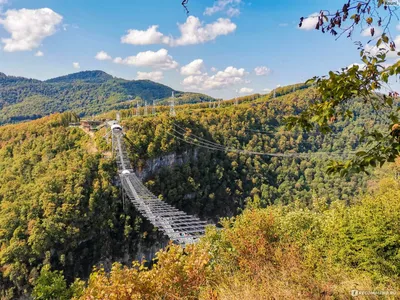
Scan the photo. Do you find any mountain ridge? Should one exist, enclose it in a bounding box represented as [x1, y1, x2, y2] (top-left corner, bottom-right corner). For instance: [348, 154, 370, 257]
[45, 70, 114, 84]
[0, 70, 216, 125]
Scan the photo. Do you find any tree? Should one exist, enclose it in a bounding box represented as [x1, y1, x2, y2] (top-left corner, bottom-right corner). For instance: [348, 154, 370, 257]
[32, 265, 71, 300]
[182, 0, 189, 14]
[287, 1, 400, 175]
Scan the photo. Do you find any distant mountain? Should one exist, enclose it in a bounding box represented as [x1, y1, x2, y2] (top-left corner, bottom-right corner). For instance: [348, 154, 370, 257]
[0, 71, 215, 125]
[46, 70, 113, 84]
[0, 72, 40, 86]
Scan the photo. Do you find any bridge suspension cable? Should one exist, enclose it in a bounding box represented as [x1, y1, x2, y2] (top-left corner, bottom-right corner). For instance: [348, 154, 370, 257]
[167, 123, 356, 159]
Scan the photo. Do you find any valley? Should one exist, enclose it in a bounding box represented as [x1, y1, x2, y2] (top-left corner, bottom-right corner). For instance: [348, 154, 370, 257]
[1, 82, 397, 298]
[1, 0, 400, 298]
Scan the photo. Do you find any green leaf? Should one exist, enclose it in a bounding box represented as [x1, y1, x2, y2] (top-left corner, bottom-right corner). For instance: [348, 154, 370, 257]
[356, 151, 367, 157]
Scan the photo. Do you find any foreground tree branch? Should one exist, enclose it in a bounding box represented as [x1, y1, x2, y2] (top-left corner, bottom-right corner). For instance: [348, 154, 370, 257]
[290, 0, 400, 175]
[182, 0, 189, 14]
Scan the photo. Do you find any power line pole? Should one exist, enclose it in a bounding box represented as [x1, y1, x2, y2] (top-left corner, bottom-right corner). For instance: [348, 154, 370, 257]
[144, 102, 148, 116]
[152, 100, 156, 115]
[111, 126, 114, 156]
[170, 91, 176, 117]
[218, 100, 221, 108]
[136, 101, 140, 117]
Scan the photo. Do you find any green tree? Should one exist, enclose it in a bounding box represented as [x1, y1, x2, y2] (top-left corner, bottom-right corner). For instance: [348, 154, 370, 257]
[287, 0, 400, 175]
[32, 265, 71, 300]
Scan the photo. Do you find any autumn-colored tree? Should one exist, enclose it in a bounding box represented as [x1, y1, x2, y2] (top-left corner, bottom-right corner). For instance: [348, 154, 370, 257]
[79, 176, 400, 298]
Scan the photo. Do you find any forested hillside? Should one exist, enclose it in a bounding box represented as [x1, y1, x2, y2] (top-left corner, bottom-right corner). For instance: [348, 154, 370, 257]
[0, 114, 166, 299]
[0, 71, 214, 125]
[0, 86, 396, 298]
[80, 176, 400, 299]
[116, 87, 371, 220]
[80, 86, 399, 299]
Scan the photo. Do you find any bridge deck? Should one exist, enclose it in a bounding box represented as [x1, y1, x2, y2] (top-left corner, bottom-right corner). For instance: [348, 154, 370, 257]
[112, 127, 206, 245]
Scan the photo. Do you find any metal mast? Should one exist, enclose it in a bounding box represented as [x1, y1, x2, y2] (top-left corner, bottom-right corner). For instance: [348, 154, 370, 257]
[136, 101, 140, 117]
[170, 91, 176, 117]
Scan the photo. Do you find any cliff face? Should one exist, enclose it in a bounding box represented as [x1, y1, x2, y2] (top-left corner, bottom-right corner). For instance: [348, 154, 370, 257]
[136, 149, 199, 180]
[116, 149, 199, 264]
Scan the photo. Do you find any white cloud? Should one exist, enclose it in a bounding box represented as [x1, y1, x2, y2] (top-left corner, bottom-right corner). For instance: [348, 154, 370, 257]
[95, 51, 112, 61]
[182, 66, 247, 91]
[136, 71, 163, 81]
[254, 66, 271, 76]
[0, 8, 63, 52]
[226, 7, 240, 17]
[121, 25, 170, 45]
[211, 67, 218, 72]
[298, 13, 318, 31]
[62, 24, 79, 31]
[263, 88, 272, 92]
[340, 63, 367, 72]
[361, 27, 382, 37]
[239, 87, 254, 94]
[347, 63, 366, 70]
[0, 0, 8, 11]
[73, 62, 80, 69]
[114, 48, 178, 70]
[364, 35, 400, 59]
[216, 66, 247, 78]
[181, 59, 205, 75]
[204, 0, 242, 17]
[172, 16, 236, 46]
[34, 50, 44, 57]
[381, 60, 400, 68]
[119, 16, 236, 47]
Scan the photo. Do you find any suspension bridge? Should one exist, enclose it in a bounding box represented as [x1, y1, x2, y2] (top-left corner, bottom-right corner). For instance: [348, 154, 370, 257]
[109, 121, 207, 245]
[103, 89, 355, 246]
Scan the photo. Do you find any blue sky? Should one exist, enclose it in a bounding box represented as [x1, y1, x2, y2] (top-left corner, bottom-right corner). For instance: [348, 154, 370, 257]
[0, 0, 384, 99]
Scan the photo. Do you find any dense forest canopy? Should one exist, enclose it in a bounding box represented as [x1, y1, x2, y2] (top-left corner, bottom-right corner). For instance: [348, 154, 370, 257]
[81, 178, 400, 299]
[1, 84, 398, 298]
[0, 113, 167, 298]
[118, 87, 371, 220]
[0, 1, 399, 299]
